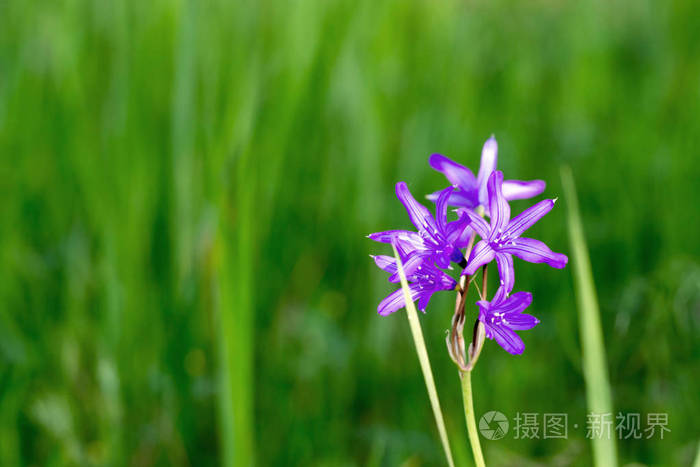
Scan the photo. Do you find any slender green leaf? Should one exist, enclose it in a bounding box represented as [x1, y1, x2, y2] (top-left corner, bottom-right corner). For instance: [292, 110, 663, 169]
[561, 166, 618, 466]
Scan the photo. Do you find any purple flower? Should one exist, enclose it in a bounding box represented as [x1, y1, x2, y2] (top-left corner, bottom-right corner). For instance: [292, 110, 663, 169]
[428, 136, 545, 213]
[371, 252, 457, 316]
[477, 286, 539, 355]
[462, 170, 568, 293]
[368, 182, 470, 269]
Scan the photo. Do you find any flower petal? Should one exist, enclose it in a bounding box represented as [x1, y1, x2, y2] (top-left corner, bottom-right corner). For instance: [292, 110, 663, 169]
[495, 252, 514, 293]
[438, 272, 458, 290]
[387, 251, 425, 282]
[435, 186, 454, 233]
[434, 252, 451, 269]
[503, 199, 555, 240]
[445, 214, 472, 248]
[426, 190, 478, 208]
[458, 208, 490, 239]
[371, 255, 396, 274]
[502, 179, 546, 201]
[487, 171, 510, 238]
[368, 229, 415, 244]
[417, 291, 434, 311]
[490, 285, 509, 304]
[501, 237, 568, 269]
[476, 136, 498, 204]
[377, 284, 421, 316]
[396, 182, 439, 236]
[506, 312, 539, 331]
[428, 153, 477, 189]
[464, 240, 495, 275]
[498, 291, 533, 314]
[483, 319, 525, 355]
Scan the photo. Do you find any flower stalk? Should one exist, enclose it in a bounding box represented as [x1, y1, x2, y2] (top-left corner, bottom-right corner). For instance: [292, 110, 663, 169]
[454, 264, 487, 467]
[460, 369, 485, 467]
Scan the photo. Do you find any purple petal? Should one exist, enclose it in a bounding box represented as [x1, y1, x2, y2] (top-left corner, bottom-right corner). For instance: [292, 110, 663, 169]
[476, 136, 498, 204]
[434, 252, 451, 269]
[459, 208, 490, 239]
[502, 180, 546, 201]
[377, 284, 420, 316]
[487, 171, 510, 238]
[439, 273, 458, 290]
[464, 240, 495, 275]
[495, 252, 514, 293]
[371, 255, 397, 274]
[501, 237, 568, 269]
[368, 229, 415, 244]
[497, 291, 533, 314]
[417, 291, 434, 311]
[368, 230, 426, 255]
[426, 190, 478, 209]
[506, 312, 540, 331]
[452, 225, 473, 249]
[435, 186, 454, 233]
[428, 153, 477, 189]
[387, 252, 425, 282]
[503, 199, 555, 240]
[484, 320, 525, 355]
[445, 214, 472, 248]
[450, 247, 466, 264]
[396, 182, 439, 236]
[491, 285, 509, 304]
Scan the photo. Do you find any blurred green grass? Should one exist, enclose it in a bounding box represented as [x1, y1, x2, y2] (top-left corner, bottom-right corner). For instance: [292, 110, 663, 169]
[1, 0, 699, 465]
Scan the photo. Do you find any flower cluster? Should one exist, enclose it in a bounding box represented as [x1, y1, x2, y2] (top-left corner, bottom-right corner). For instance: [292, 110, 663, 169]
[368, 136, 568, 354]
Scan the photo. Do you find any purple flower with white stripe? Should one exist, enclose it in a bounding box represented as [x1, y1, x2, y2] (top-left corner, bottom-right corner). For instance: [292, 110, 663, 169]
[428, 136, 545, 213]
[462, 170, 568, 293]
[477, 286, 539, 355]
[371, 252, 457, 316]
[368, 182, 470, 269]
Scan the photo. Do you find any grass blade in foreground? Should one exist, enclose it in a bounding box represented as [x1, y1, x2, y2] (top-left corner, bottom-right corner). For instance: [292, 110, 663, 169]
[392, 245, 455, 467]
[560, 166, 618, 466]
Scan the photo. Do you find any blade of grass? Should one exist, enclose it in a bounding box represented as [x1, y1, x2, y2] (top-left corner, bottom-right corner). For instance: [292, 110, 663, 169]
[693, 440, 700, 467]
[215, 154, 255, 467]
[560, 166, 618, 466]
[392, 245, 455, 467]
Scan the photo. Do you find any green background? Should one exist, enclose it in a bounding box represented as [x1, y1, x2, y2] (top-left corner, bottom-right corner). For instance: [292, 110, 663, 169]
[1, 0, 699, 465]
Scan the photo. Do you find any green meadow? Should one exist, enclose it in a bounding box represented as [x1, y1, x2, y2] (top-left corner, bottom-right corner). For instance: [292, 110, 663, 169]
[1, 0, 699, 465]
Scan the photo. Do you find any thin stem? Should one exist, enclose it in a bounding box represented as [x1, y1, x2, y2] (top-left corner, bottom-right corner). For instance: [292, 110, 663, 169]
[460, 370, 485, 467]
[392, 245, 455, 467]
[471, 278, 485, 301]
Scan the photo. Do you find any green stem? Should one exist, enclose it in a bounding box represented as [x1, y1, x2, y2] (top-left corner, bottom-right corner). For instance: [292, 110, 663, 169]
[392, 246, 455, 467]
[460, 370, 485, 467]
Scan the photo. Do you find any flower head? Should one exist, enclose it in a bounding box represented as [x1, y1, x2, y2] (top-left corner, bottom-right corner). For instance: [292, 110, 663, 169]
[428, 136, 545, 213]
[478, 286, 539, 355]
[368, 182, 470, 269]
[462, 170, 568, 293]
[371, 251, 457, 316]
